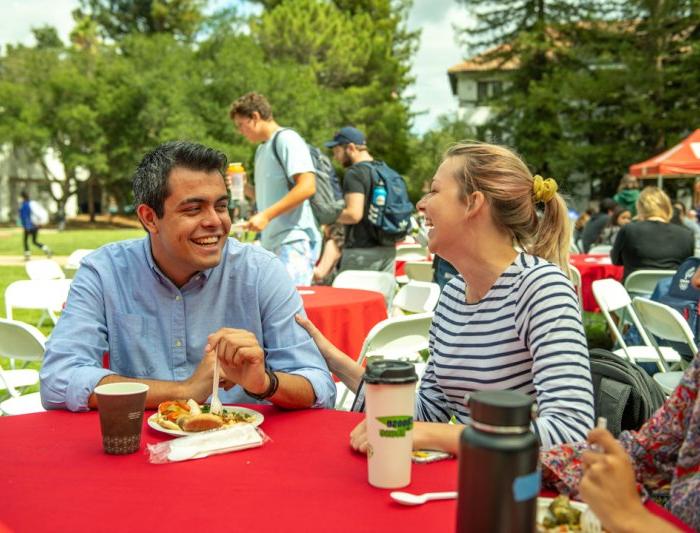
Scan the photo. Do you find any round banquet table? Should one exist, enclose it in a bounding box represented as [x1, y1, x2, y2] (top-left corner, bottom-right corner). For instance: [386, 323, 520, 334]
[0, 408, 692, 533]
[300, 286, 387, 361]
[569, 254, 624, 312]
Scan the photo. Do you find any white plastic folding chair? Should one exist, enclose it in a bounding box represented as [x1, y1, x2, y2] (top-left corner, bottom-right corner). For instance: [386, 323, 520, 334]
[65, 249, 95, 271]
[5, 278, 72, 328]
[391, 281, 440, 316]
[336, 312, 434, 410]
[588, 244, 612, 255]
[25, 259, 65, 280]
[591, 278, 682, 369]
[569, 264, 583, 313]
[0, 318, 47, 415]
[403, 261, 434, 282]
[633, 297, 693, 394]
[332, 270, 397, 309]
[624, 269, 676, 299]
[395, 244, 429, 262]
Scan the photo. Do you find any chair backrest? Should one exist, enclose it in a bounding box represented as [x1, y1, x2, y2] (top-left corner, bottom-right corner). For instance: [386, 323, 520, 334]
[591, 278, 654, 357]
[25, 259, 65, 280]
[395, 244, 429, 262]
[5, 279, 72, 317]
[65, 249, 95, 270]
[633, 297, 699, 355]
[403, 261, 434, 282]
[588, 244, 612, 255]
[0, 318, 46, 363]
[392, 281, 440, 314]
[569, 264, 583, 311]
[336, 312, 433, 410]
[332, 270, 397, 308]
[624, 269, 676, 298]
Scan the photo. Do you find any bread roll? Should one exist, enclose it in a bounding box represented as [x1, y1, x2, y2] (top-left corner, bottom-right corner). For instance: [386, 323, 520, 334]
[178, 413, 224, 432]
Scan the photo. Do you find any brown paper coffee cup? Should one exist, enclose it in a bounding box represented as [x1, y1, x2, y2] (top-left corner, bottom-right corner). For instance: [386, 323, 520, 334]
[95, 382, 149, 455]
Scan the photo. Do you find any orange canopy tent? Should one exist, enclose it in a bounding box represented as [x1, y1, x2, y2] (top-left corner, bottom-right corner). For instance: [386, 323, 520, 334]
[629, 129, 700, 187]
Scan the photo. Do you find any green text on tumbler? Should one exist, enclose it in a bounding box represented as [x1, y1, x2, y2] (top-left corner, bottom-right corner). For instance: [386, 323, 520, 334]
[376, 416, 413, 438]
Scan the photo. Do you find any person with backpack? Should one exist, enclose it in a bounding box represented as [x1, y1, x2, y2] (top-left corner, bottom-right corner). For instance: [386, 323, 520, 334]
[325, 126, 413, 273]
[18, 190, 52, 260]
[229, 92, 321, 285]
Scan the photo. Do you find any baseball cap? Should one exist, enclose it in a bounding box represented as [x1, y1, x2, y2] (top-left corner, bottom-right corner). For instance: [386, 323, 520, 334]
[324, 126, 366, 148]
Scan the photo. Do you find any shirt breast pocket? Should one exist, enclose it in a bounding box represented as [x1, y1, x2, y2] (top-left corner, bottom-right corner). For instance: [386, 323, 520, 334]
[111, 312, 159, 379]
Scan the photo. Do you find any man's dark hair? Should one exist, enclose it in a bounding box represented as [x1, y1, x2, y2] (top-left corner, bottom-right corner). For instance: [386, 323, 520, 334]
[600, 198, 617, 214]
[20, 190, 29, 201]
[229, 92, 273, 120]
[132, 141, 227, 218]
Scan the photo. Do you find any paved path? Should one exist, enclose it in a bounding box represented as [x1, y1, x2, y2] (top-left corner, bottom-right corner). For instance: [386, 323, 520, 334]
[0, 255, 70, 267]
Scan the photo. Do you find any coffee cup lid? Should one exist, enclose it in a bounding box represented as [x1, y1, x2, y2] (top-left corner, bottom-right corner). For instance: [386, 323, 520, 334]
[467, 390, 533, 428]
[364, 360, 417, 384]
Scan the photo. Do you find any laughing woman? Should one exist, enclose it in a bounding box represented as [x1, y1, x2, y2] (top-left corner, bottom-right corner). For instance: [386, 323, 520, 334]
[297, 141, 594, 453]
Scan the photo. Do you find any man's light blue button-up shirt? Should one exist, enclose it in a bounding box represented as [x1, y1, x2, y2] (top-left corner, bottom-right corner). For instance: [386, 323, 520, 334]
[40, 237, 335, 411]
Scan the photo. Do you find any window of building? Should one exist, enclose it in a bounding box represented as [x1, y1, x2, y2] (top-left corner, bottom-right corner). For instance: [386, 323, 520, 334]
[477, 80, 503, 103]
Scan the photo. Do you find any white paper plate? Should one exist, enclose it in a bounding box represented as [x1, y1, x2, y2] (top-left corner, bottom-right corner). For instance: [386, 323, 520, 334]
[148, 405, 264, 437]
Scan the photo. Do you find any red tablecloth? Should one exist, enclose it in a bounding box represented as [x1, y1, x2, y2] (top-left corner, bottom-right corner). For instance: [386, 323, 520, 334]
[300, 286, 387, 361]
[569, 254, 624, 312]
[0, 409, 692, 533]
[0, 408, 455, 533]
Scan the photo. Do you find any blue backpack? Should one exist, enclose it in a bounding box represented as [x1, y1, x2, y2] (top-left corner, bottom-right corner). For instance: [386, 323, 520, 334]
[357, 161, 413, 246]
[655, 257, 700, 360]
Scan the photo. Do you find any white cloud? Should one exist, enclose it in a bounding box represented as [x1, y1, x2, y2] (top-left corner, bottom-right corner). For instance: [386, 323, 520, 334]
[0, 0, 471, 135]
[407, 0, 472, 134]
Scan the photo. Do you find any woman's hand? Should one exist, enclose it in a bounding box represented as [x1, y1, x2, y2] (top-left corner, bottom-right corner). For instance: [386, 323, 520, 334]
[579, 428, 649, 532]
[350, 419, 369, 453]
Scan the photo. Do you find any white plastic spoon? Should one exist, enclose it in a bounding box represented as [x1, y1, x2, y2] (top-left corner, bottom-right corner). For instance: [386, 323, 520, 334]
[390, 491, 457, 506]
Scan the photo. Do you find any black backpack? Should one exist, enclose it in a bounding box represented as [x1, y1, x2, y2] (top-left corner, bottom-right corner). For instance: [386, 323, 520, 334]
[272, 128, 344, 225]
[357, 160, 413, 246]
[589, 348, 666, 437]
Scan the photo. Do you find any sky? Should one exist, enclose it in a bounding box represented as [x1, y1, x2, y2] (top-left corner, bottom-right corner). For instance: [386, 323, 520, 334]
[0, 0, 472, 134]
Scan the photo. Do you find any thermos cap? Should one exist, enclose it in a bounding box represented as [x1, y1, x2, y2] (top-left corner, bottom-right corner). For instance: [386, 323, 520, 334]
[364, 360, 418, 385]
[467, 390, 533, 430]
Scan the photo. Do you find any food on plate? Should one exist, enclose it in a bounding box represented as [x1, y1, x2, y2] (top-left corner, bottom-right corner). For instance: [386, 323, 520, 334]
[540, 495, 582, 532]
[155, 399, 256, 433]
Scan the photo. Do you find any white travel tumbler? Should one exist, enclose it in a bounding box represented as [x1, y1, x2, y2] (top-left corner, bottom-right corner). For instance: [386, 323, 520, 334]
[364, 359, 418, 488]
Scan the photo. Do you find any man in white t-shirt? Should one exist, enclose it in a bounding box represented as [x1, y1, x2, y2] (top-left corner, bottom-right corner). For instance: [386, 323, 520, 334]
[229, 92, 320, 285]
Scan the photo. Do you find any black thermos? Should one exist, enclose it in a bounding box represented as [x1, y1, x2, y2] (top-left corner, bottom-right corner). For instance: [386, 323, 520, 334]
[456, 391, 539, 533]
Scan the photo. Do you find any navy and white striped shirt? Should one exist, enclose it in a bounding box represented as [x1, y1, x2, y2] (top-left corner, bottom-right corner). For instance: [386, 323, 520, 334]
[417, 253, 594, 449]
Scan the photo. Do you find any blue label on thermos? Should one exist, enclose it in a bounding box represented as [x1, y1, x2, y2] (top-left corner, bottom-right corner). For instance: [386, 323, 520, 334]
[512, 470, 541, 502]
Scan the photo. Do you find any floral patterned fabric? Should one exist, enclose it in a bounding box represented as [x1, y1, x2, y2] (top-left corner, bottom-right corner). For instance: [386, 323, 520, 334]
[541, 354, 700, 530]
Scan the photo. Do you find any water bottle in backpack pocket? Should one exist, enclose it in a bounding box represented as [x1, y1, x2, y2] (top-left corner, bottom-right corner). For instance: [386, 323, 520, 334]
[359, 161, 413, 246]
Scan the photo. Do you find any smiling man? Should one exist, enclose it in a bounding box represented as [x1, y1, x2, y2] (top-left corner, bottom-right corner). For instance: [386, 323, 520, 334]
[40, 141, 335, 412]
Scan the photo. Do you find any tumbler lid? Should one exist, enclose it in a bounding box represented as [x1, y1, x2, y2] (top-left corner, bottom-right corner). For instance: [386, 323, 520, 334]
[364, 360, 418, 384]
[467, 390, 533, 430]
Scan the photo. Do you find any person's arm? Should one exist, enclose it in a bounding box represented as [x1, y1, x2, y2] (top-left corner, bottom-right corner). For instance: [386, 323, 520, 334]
[518, 266, 595, 448]
[313, 238, 342, 282]
[336, 192, 364, 225]
[295, 314, 364, 392]
[247, 172, 315, 232]
[580, 429, 681, 533]
[610, 224, 626, 265]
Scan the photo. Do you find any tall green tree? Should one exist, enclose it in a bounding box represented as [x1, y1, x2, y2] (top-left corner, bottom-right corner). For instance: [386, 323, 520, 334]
[74, 0, 206, 41]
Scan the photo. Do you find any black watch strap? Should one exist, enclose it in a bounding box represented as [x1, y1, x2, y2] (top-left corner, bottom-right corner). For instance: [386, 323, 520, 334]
[244, 368, 279, 400]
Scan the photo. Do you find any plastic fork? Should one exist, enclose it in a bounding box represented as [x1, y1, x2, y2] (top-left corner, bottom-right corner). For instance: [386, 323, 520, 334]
[210, 356, 223, 415]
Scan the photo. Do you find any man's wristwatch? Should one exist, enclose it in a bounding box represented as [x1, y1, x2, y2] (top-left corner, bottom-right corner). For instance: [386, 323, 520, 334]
[244, 368, 279, 400]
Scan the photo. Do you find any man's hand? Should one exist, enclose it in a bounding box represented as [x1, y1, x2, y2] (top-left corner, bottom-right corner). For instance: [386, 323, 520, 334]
[580, 428, 648, 532]
[182, 350, 218, 403]
[206, 328, 268, 395]
[246, 212, 270, 232]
